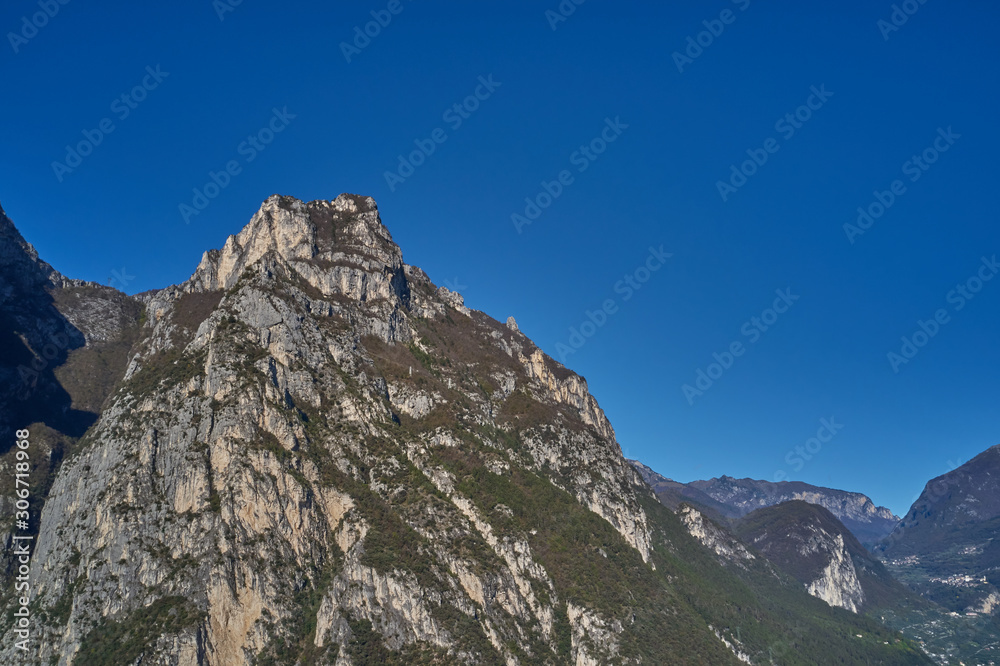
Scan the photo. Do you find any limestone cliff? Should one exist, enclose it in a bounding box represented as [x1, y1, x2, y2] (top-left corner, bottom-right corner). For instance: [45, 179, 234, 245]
[2, 195, 659, 665]
[734, 501, 915, 615]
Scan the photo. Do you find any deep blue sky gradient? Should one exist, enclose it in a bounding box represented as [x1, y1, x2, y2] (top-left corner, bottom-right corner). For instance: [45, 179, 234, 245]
[2, 0, 998, 515]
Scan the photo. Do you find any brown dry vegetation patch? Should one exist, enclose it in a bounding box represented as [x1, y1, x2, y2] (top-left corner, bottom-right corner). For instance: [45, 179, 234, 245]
[307, 202, 335, 251]
[172, 290, 224, 335]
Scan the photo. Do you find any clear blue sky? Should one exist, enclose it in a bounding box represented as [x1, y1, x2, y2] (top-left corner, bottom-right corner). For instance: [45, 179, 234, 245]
[2, 0, 998, 516]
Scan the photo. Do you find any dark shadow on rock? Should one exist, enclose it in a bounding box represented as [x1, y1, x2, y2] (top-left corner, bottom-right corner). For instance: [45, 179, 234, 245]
[0, 205, 96, 450]
[0, 299, 95, 453]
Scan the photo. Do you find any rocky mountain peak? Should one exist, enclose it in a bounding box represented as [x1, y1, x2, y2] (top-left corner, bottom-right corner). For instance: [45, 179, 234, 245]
[891, 444, 1000, 537]
[185, 193, 403, 296]
[8, 192, 680, 664]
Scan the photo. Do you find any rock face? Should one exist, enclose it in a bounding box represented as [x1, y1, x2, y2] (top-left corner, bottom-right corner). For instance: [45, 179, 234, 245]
[677, 505, 755, 568]
[802, 532, 865, 613]
[734, 501, 914, 614]
[0, 194, 661, 665]
[0, 195, 936, 665]
[875, 444, 1000, 616]
[1, 202, 81, 439]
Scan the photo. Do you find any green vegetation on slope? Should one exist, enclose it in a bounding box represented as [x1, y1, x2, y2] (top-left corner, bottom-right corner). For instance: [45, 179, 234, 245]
[75, 596, 202, 665]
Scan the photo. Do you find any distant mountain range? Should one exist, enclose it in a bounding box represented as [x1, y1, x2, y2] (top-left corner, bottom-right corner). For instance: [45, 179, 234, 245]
[633, 454, 1000, 664]
[629, 461, 900, 546]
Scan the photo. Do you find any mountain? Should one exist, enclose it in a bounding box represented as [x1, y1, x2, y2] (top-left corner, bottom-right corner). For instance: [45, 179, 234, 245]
[633, 459, 934, 636]
[733, 501, 920, 614]
[643, 460, 998, 665]
[0, 194, 933, 665]
[873, 446, 1000, 664]
[673, 471, 899, 547]
[630, 462, 899, 546]
[876, 445, 1000, 616]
